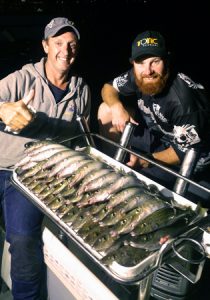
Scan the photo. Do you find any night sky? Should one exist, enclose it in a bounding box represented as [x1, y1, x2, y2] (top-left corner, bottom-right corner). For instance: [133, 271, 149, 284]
[0, 0, 209, 130]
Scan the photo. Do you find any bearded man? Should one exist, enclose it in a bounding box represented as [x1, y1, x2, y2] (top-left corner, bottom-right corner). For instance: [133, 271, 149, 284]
[97, 30, 210, 190]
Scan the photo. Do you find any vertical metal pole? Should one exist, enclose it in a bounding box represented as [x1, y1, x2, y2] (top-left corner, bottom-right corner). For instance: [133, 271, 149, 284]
[137, 274, 153, 300]
[173, 148, 199, 196]
[76, 114, 96, 147]
[114, 122, 136, 162]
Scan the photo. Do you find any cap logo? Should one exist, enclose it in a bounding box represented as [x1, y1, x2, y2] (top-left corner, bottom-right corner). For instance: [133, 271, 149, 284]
[46, 20, 75, 29]
[137, 37, 158, 47]
[47, 20, 55, 29]
[67, 20, 75, 26]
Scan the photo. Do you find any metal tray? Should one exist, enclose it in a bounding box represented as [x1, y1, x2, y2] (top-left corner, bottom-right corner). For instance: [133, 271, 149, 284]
[11, 146, 205, 283]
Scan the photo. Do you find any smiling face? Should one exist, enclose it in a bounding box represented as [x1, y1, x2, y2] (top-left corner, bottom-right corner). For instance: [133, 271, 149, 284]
[42, 31, 79, 75]
[133, 56, 169, 95]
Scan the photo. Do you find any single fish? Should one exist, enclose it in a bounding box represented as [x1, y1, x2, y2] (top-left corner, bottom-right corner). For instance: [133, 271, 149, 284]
[80, 172, 122, 197]
[48, 197, 65, 211]
[42, 194, 57, 205]
[39, 186, 55, 200]
[32, 169, 50, 180]
[57, 159, 92, 178]
[60, 186, 76, 197]
[83, 225, 105, 246]
[61, 206, 81, 224]
[99, 204, 126, 227]
[56, 203, 74, 218]
[52, 179, 70, 195]
[101, 245, 150, 267]
[86, 174, 143, 205]
[41, 149, 76, 170]
[130, 206, 175, 236]
[68, 161, 106, 188]
[49, 154, 90, 178]
[77, 219, 98, 239]
[29, 146, 68, 162]
[27, 143, 68, 156]
[71, 209, 92, 231]
[77, 168, 112, 195]
[15, 161, 38, 174]
[31, 183, 47, 195]
[107, 187, 144, 210]
[127, 218, 189, 251]
[92, 230, 119, 252]
[24, 140, 55, 154]
[18, 160, 48, 180]
[110, 197, 169, 236]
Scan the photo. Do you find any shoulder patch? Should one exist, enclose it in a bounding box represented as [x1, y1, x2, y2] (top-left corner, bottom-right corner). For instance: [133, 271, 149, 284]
[178, 73, 204, 89]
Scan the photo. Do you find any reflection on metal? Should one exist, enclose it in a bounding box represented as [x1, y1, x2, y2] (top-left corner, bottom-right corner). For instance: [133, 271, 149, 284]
[114, 122, 136, 162]
[173, 148, 199, 196]
[76, 114, 96, 147]
[138, 274, 153, 300]
[89, 133, 210, 195]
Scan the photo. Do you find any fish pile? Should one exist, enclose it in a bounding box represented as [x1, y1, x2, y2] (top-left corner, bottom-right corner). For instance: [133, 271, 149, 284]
[15, 140, 200, 268]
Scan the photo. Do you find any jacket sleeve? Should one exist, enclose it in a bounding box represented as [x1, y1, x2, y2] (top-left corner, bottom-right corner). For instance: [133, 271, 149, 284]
[164, 74, 210, 160]
[80, 83, 91, 124]
[109, 69, 138, 96]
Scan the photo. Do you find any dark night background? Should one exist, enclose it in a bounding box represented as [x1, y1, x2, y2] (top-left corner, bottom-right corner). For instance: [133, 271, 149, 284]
[0, 0, 209, 131]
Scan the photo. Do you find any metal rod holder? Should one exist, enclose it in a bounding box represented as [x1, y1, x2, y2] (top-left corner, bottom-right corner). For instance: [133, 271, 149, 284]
[76, 114, 96, 147]
[173, 148, 199, 196]
[114, 122, 136, 162]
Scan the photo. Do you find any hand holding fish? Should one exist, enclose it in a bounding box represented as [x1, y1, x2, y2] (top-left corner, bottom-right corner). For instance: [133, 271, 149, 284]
[0, 89, 35, 133]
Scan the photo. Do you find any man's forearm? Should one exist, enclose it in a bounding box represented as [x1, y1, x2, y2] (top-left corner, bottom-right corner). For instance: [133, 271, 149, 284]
[101, 83, 122, 107]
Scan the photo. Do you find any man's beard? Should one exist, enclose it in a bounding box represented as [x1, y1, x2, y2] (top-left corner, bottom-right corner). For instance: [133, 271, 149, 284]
[134, 70, 169, 95]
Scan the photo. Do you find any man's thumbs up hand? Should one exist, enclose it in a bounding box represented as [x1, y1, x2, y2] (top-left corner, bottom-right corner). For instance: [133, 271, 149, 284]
[0, 89, 36, 133]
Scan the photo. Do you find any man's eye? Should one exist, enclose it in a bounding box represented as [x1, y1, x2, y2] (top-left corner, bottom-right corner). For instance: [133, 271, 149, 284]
[70, 44, 77, 49]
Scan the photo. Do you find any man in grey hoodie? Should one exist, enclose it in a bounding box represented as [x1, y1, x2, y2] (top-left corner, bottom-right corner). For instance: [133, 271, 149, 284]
[0, 17, 91, 299]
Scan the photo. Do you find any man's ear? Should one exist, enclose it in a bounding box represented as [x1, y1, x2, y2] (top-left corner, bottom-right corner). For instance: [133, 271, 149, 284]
[42, 39, 48, 54]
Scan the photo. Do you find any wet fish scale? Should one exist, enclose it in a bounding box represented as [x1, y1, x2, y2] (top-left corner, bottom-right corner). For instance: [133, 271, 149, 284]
[19, 160, 48, 179]
[130, 207, 175, 236]
[24, 140, 55, 154]
[29, 146, 68, 162]
[84, 225, 105, 246]
[77, 168, 112, 195]
[56, 203, 74, 218]
[127, 219, 187, 251]
[41, 149, 76, 169]
[48, 197, 65, 211]
[77, 219, 97, 239]
[28, 143, 67, 156]
[107, 187, 144, 210]
[110, 197, 169, 236]
[68, 161, 106, 188]
[71, 210, 92, 231]
[57, 159, 92, 178]
[99, 204, 126, 227]
[49, 154, 90, 178]
[87, 174, 144, 205]
[61, 206, 81, 224]
[81, 172, 122, 196]
[92, 231, 119, 252]
[101, 245, 150, 267]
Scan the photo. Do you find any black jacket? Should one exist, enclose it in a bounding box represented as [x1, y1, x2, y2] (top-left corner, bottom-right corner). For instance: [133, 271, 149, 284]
[110, 69, 210, 171]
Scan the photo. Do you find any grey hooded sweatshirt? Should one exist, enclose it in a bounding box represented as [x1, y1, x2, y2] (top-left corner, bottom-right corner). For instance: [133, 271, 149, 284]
[0, 58, 91, 169]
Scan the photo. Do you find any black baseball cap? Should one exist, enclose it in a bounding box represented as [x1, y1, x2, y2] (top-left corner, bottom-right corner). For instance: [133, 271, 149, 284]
[130, 30, 168, 61]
